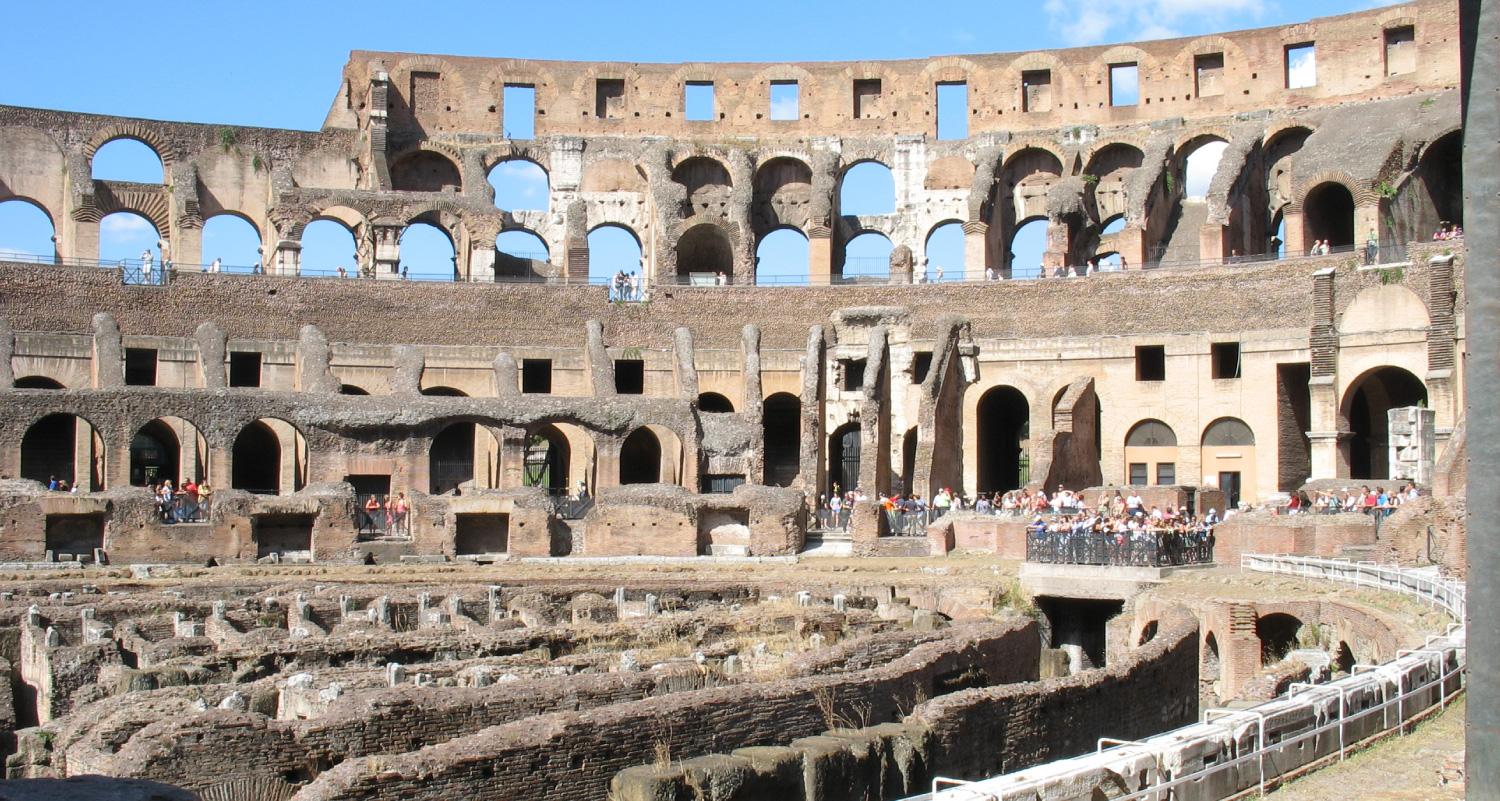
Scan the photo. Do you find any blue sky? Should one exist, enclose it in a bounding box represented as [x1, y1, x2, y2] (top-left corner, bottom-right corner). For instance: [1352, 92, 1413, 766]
[0, 0, 1387, 279]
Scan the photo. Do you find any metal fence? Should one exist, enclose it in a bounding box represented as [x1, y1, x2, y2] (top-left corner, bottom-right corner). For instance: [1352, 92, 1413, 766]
[549, 490, 594, 520]
[1025, 529, 1215, 566]
[923, 554, 1466, 801]
[354, 495, 411, 539]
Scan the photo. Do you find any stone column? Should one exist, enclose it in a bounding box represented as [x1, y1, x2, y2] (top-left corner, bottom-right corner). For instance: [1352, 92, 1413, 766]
[1115, 225, 1147, 270]
[272, 241, 302, 276]
[594, 435, 622, 491]
[373, 224, 402, 279]
[1282, 209, 1307, 256]
[808, 227, 833, 286]
[963, 221, 988, 278]
[1199, 223, 1228, 263]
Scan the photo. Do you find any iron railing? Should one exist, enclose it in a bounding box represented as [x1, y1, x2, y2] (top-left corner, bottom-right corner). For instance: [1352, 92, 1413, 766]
[1025, 529, 1215, 566]
[354, 494, 411, 540]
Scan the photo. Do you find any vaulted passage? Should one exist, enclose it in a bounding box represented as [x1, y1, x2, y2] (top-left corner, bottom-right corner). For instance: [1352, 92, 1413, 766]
[430, 423, 477, 495]
[977, 387, 1029, 493]
[762, 393, 801, 487]
[1344, 367, 1427, 480]
[828, 423, 861, 495]
[620, 428, 662, 485]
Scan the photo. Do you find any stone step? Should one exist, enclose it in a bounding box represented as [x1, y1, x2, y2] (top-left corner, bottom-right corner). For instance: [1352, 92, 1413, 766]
[708, 543, 749, 557]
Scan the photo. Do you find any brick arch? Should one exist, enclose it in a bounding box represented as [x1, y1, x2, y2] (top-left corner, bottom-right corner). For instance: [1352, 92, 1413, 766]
[481, 145, 551, 175]
[1081, 139, 1147, 175]
[87, 187, 171, 233]
[1096, 45, 1156, 75]
[565, 65, 644, 102]
[921, 55, 983, 82]
[83, 123, 177, 167]
[747, 64, 817, 86]
[478, 61, 559, 95]
[668, 149, 736, 177]
[390, 55, 470, 112]
[1291, 170, 1374, 211]
[1280, 22, 1318, 44]
[668, 213, 740, 247]
[1167, 35, 1249, 76]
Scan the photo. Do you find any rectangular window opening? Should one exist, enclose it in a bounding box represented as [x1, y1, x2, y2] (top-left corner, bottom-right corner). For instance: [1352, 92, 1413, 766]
[701, 475, 747, 494]
[521, 359, 553, 394]
[614, 359, 645, 394]
[841, 358, 867, 392]
[1022, 70, 1052, 112]
[1129, 463, 1148, 486]
[229, 351, 262, 388]
[1135, 345, 1166, 381]
[853, 79, 882, 119]
[1384, 26, 1416, 76]
[936, 81, 968, 140]
[770, 80, 799, 121]
[124, 348, 157, 387]
[1211, 342, 1242, 379]
[503, 84, 536, 139]
[1156, 463, 1177, 486]
[1194, 53, 1225, 98]
[911, 352, 933, 384]
[1285, 43, 1317, 89]
[595, 78, 625, 119]
[1109, 63, 1140, 107]
[685, 81, 715, 121]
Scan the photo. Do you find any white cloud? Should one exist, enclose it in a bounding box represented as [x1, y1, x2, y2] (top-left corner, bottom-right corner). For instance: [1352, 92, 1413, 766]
[1044, 0, 1265, 46]
[489, 160, 550, 209]
[101, 213, 154, 234]
[1287, 48, 1317, 88]
[769, 95, 799, 121]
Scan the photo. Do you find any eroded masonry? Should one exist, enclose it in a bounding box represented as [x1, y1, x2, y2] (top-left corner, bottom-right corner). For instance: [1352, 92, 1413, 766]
[0, 0, 1473, 798]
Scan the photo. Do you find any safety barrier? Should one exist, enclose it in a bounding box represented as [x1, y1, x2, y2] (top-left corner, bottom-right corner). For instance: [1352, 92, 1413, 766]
[920, 554, 1465, 801]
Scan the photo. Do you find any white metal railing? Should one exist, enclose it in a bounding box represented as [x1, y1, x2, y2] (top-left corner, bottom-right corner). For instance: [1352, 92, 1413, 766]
[920, 554, 1466, 801]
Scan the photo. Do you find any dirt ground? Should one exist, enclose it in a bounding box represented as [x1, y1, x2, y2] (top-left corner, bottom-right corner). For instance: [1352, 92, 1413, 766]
[1266, 696, 1466, 800]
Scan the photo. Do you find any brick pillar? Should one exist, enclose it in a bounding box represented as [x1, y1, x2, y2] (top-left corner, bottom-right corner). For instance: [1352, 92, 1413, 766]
[1307, 267, 1345, 478]
[1283, 210, 1307, 256]
[272, 241, 302, 276]
[1221, 604, 1262, 698]
[499, 425, 527, 488]
[808, 227, 833, 286]
[565, 237, 589, 285]
[1199, 223, 1228, 263]
[963, 220, 988, 279]
[1425, 254, 1458, 439]
[1115, 225, 1147, 270]
[594, 435, 622, 491]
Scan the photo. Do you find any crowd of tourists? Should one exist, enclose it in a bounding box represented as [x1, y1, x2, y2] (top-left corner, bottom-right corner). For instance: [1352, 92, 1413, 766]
[1286, 483, 1421, 523]
[609, 270, 647, 301]
[1433, 222, 1464, 241]
[148, 478, 213, 524]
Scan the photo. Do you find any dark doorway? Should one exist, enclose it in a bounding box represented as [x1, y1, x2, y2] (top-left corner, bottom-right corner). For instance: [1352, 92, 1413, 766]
[430, 423, 477, 494]
[21, 414, 78, 486]
[130, 420, 179, 486]
[1257, 613, 1303, 664]
[1036, 596, 1124, 670]
[977, 386, 1030, 492]
[828, 423, 861, 495]
[762, 393, 801, 487]
[524, 426, 569, 492]
[1305, 182, 1355, 248]
[45, 514, 104, 560]
[1346, 367, 1427, 479]
[901, 427, 918, 496]
[1218, 471, 1242, 509]
[697, 392, 735, 412]
[254, 514, 314, 559]
[620, 428, 662, 484]
[455, 514, 509, 554]
[232, 421, 281, 494]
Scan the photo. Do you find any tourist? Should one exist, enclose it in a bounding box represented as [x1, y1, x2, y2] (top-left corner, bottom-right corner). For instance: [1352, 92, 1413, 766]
[47, 475, 58, 491]
[364, 494, 384, 533]
[628, 271, 640, 301]
[985, 266, 997, 281]
[1364, 230, 1379, 265]
[336, 265, 348, 278]
[141, 249, 154, 283]
[181, 477, 199, 522]
[391, 492, 410, 536]
[197, 479, 213, 519]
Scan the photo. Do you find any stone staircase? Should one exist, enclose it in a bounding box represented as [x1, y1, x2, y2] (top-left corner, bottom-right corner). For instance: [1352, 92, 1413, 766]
[1157, 198, 1209, 266]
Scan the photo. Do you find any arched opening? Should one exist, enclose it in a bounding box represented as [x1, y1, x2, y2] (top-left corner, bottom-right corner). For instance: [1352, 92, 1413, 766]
[130, 420, 180, 487]
[1084, 143, 1144, 226]
[1201, 417, 1256, 507]
[1343, 366, 1427, 479]
[587, 224, 643, 286]
[924, 221, 964, 282]
[841, 231, 893, 281]
[339, 384, 370, 395]
[977, 386, 1029, 492]
[1008, 217, 1048, 279]
[675, 223, 733, 280]
[620, 428, 662, 485]
[1204, 632, 1222, 679]
[90, 138, 164, 183]
[201, 214, 261, 272]
[524, 425, 570, 493]
[21, 414, 102, 490]
[1392, 131, 1463, 243]
[671, 157, 733, 216]
[752, 157, 813, 233]
[0, 199, 56, 259]
[232, 421, 281, 495]
[763, 393, 801, 487]
[828, 423, 861, 495]
[98, 211, 159, 265]
[1335, 640, 1356, 674]
[1125, 419, 1178, 486]
[390, 150, 462, 192]
[301, 218, 359, 277]
[488, 159, 549, 212]
[1183, 140, 1228, 199]
[495, 228, 550, 279]
[838, 161, 895, 216]
[1304, 182, 1356, 249]
[14, 376, 64, 389]
[430, 422, 477, 495]
[421, 386, 468, 397]
[697, 392, 734, 413]
[754, 227, 810, 285]
[400, 221, 457, 281]
[1256, 613, 1303, 665]
[1093, 215, 1126, 270]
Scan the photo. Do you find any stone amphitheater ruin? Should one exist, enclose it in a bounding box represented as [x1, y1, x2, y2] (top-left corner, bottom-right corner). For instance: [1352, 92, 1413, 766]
[0, 0, 1478, 799]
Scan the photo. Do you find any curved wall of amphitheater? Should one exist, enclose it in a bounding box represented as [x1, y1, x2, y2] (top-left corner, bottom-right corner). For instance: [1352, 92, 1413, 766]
[0, 0, 1468, 561]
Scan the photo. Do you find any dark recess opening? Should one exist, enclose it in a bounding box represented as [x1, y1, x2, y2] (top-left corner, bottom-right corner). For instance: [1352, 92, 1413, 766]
[254, 514, 314, 559]
[229, 351, 262, 388]
[124, 348, 157, 386]
[455, 514, 509, 554]
[522, 359, 552, 394]
[1036, 596, 1124, 669]
[1136, 345, 1166, 381]
[911, 352, 933, 384]
[45, 514, 104, 560]
[1256, 613, 1303, 664]
[615, 359, 645, 394]
[1211, 342, 1241, 379]
[842, 358, 866, 391]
